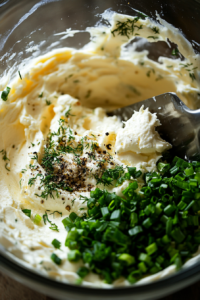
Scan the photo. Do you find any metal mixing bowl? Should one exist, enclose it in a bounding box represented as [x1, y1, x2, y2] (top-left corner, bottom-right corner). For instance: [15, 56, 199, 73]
[0, 1, 200, 299]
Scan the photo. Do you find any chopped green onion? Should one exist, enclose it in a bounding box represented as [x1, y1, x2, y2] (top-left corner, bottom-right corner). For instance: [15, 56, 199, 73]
[195, 192, 200, 199]
[77, 266, 89, 278]
[185, 167, 194, 176]
[142, 217, 152, 228]
[157, 162, 170, 173]
[138, 261, 147, 273]
[145, 243, 158, 255]
[69, 212, 78, 222]
[138, 253, 152, 266]
[156, 255, 164, 265]
[101, 207, 110, 219]
[175, 256, 182, 270]
[52, 239, 61, 249]
[162, 234, 171, 244]
[110, 209, 121, 221]
[22, 209, 31, 218]
[118, 253, 135, 266]
[166, 218, 173, 236]
[1, 87, 11, 101]
[194, 173, 200, 184]
[184, 200, 195, 211]
[128, 226, 143, 236]
[160, 215, 169, 224]
[68, 249, 81, 262]
[164, 204, 176, 216]
[155, 202, 162, 215]
[177, 201, 187, 210]
[171, 228, 185, 243]
[130, 212, 138, 226]
[170, 166, 179, 175]
[127, 270, 141, 284]
[51, 253, 62, 265]
[34, 214, 42, 225]
[87, 198, 96, 209]
[173, 180, 189, 190]
[53, 153, 200, 284]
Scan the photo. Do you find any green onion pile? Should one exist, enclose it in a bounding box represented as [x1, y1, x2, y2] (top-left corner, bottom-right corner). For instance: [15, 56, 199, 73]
[52, 156, 200, 284]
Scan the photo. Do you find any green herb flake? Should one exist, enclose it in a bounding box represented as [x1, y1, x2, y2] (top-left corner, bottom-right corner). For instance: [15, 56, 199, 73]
[128, 85, 140, 95]
[151, 27, 159, 34]
[43, 211, 59, 232]
[146, 70, 151, 77]
[18, 71, 22, 80]
[5, 163, 10, 171]
[147, 36, 159, 39]
[155, 75, 163, 81]
[111, 17, 142, 39]
[189, 73, 196, 81]
[19, 178, 22, 188]
[45, 99, 51, 106]
[172, 48, 179, 56]
[65, 106, 75, 118]
[71, 198, 76, 206]
[0, 149, 10, 171]
[50, 211, 62, 217]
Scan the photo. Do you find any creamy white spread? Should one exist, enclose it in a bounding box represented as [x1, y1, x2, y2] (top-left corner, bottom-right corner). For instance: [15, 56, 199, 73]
[0, 11, 200, 287]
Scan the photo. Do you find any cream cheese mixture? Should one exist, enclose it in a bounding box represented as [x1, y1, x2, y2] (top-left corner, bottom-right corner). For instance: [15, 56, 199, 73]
[0, 12, 200, 287]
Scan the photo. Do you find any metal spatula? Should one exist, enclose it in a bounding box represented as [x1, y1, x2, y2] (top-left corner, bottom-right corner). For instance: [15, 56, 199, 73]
[109, 93, 200, 160]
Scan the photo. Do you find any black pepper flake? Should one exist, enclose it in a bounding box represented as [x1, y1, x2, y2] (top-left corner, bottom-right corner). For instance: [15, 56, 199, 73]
[105, 132, 109, 136]
[65, 205, 71, 211]
[103, 150, 106, 154]
[106, 144, 112, 150]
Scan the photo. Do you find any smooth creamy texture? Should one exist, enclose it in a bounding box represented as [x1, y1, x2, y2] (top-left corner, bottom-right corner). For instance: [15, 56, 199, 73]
[0, 12, 200, 287]
[116, 106, 168, 154]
